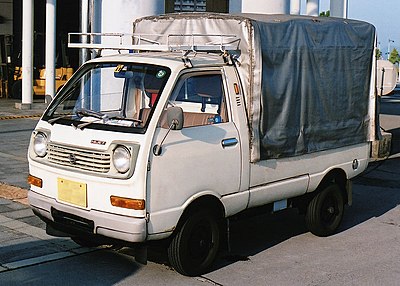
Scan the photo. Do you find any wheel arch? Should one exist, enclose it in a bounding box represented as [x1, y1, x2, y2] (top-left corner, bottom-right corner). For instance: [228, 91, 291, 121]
[294, 168, 350, 213]
[175, 194, 226, 233]
[167, 194, 224, 276]
[316, 168, 349, 205]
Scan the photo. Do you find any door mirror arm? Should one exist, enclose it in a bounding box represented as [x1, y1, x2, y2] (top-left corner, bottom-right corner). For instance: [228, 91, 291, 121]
[153, 107, 184, 156]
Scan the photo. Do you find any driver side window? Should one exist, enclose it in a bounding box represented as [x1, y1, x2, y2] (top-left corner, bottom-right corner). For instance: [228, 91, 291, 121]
[168, 73, 228, 128]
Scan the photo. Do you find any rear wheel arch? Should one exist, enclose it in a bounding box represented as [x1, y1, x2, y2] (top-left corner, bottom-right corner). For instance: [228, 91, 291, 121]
[303, 168, 349, 237]
[293, 168, 349, 213]
[317, 168, 349, 204]
[305, 182, 345, 236]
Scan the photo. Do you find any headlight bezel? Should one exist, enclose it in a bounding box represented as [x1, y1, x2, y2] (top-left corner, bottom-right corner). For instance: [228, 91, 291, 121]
[33, 132, 48, 157]
[112, 145, 131, 174]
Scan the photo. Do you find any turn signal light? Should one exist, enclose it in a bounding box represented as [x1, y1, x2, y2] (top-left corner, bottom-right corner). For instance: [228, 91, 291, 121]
[110, 196, 145, 210]
[28, 174, 43, 188]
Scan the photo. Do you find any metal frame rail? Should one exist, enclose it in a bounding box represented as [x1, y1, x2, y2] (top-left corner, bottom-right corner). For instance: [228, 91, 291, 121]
[68, 33, 240, 53]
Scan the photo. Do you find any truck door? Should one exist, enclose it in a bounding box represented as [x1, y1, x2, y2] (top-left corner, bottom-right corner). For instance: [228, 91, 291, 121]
[147, 71, 241, 232]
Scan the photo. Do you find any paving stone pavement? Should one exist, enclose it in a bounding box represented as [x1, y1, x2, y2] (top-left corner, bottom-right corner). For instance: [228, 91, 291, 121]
[0, 197, 98, 272]
[0, 100, 44, 190]
[1, 93, 400, 283]
[0, 98, 83, 272]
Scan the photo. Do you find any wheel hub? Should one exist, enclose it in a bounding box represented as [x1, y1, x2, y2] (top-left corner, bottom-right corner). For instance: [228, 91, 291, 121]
[327, 206, 335, 214]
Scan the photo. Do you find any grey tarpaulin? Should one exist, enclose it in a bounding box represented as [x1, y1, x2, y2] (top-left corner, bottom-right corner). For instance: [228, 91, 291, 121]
[251, 15, 375, 159]
[133, 13, 376, 161]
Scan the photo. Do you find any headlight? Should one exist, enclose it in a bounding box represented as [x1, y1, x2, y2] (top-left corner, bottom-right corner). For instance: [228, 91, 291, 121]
[33, 132, 48, 157]
[112, 146, 131, 173]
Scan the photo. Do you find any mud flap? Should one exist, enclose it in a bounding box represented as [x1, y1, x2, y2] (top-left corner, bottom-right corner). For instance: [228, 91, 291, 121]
[346, 180, 353, 206]
[46, 223, 70, 237]
[135, 244, 148, 265]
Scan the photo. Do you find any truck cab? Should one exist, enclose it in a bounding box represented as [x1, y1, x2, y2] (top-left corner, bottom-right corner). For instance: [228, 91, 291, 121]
[28, 50, 249, 275]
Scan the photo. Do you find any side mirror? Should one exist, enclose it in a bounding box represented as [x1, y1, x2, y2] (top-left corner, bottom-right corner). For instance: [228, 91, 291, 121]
[167, 106, 184, 130]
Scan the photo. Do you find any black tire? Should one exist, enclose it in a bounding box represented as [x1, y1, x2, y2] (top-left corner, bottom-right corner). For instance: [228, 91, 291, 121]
[305, 183, 344, 237]
[71, 236, 102, 248]
[167, 210, 220, 276]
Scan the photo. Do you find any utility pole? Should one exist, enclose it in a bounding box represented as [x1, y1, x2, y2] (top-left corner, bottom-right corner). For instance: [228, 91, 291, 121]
[21, 0, 34, 108]
[45, 0, 56, 102]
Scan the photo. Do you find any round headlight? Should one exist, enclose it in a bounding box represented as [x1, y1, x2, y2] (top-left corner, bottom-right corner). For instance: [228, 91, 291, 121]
[33, 132, 48, 157]
[113, 146, 131, 173]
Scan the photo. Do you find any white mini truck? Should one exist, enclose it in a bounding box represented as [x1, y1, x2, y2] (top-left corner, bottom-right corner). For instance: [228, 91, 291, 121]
[28, 14, 383, 276]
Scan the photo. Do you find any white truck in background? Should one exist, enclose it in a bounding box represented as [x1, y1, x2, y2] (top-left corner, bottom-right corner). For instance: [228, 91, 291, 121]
[27, 13, 387, 276]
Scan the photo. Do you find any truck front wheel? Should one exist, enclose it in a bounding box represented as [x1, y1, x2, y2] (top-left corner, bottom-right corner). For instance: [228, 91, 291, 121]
[305, 183, 344, 237]
[167, 210, 220, 276]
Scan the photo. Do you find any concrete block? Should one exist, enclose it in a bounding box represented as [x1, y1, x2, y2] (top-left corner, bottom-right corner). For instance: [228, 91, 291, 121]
[14, 103, 31, 110]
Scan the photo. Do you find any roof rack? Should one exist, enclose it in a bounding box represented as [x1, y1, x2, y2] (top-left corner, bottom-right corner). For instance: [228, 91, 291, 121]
[68, 33, 240, 53]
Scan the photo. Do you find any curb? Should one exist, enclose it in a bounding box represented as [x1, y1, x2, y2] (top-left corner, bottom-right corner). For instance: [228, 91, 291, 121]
[0, 115, 42, 120]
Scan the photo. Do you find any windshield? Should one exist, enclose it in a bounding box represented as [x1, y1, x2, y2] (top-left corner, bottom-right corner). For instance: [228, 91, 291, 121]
[43, 62, 171, 133]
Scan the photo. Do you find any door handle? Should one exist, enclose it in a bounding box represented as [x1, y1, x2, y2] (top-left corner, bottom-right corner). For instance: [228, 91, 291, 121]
[221, 138, 238, 148]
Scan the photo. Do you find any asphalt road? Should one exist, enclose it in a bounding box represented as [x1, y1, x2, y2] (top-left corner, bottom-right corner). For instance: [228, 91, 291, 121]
[0, 94, 400, 285]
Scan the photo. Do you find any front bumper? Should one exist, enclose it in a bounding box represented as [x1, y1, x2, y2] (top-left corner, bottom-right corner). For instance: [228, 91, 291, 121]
[29, 190, 147, 243]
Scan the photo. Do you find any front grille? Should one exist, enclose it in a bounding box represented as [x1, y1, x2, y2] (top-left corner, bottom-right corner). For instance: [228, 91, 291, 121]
[47, 142, 111, 173]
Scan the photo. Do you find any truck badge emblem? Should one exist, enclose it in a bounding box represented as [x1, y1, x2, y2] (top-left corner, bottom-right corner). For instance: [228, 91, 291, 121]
[91, 140, 106, 145]
[69, 154, 77, 165]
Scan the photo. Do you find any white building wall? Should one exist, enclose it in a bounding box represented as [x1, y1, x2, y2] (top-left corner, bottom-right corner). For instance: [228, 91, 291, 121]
[290, 0, 301, 15]
[306, 0, 319, 16]
[96, 0, 164, 109]
[101, 0, 164, 34]
[229, 0, 326, 16]
[229, 0, 242, 13]
[230, 0, 290, 14]
[330, 0, 348, 18]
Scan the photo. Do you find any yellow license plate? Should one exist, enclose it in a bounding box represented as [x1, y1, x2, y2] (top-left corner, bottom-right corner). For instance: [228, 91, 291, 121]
[57, 178, 87, 208]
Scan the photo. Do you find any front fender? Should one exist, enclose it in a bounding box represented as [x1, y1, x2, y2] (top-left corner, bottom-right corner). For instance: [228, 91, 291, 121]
[147, 190, 222, 240]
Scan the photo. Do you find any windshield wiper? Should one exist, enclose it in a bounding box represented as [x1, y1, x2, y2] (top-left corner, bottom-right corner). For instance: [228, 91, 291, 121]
[76, 118, 103, 130]
[108, 116, 142, 124]
[48, 108, 106, 125]
[50, 108, 143, 130]
[75, 108, 108, 120]
[75, 108, 109, 130]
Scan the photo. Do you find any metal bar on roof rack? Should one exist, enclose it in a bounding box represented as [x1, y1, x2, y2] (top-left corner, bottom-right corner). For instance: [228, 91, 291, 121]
[68, 33, 240, 52]
[166, 34, 240, 52]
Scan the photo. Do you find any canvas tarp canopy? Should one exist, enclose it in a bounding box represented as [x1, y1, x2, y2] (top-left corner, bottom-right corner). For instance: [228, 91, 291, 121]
[133, 13, 376, 162]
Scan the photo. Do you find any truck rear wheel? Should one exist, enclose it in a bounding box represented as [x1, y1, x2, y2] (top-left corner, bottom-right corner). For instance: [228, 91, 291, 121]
[305, 183, 344, 237]
[167, 210, 220, 276]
